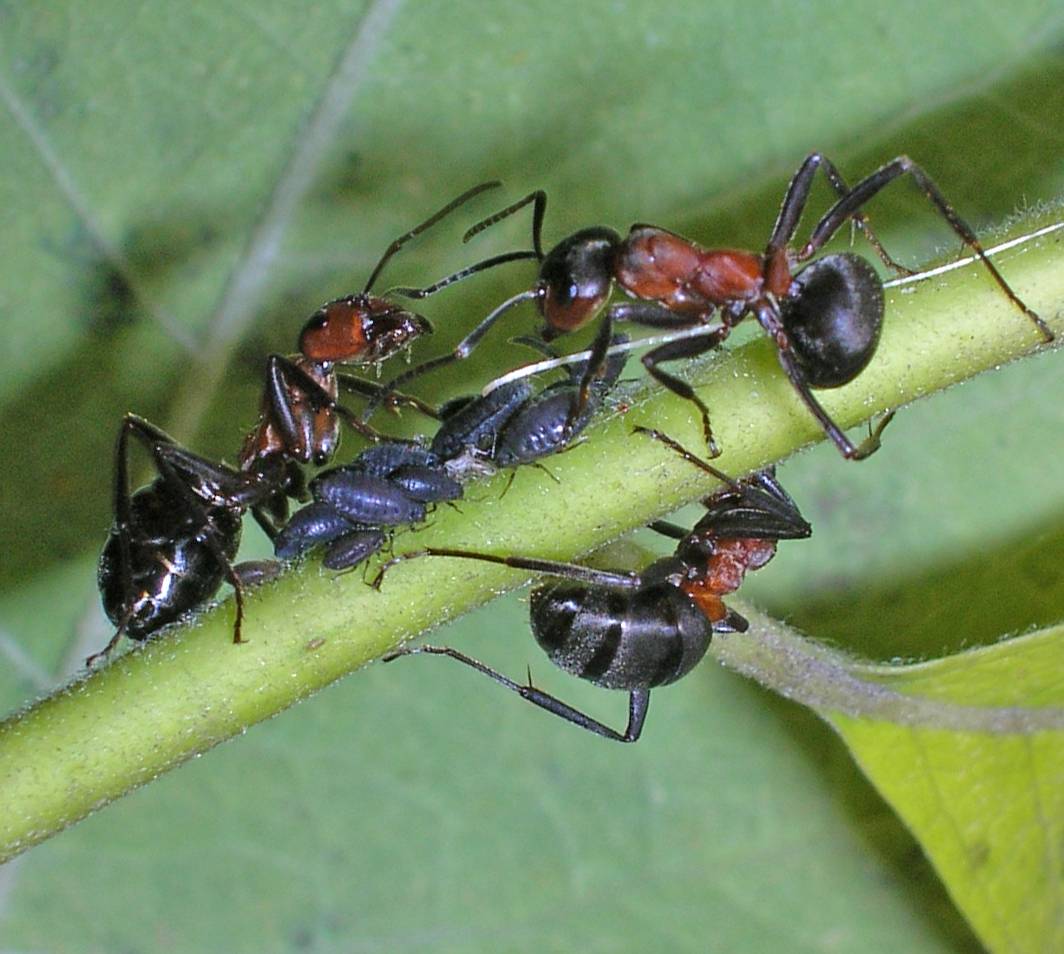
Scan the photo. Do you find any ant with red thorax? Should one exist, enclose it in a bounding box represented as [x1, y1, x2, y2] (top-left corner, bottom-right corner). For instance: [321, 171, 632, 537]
[375, 154, 1051, 459]
[237, 181, 539, 533]
[374, 427, 811, 742]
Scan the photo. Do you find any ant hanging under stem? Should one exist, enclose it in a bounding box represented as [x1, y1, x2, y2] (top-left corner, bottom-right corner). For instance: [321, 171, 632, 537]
[375, 426, 811, 742]
[374, 154, 1051, 459]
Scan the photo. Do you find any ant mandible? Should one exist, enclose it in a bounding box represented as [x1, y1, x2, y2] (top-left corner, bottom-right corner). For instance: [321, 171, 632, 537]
[378, 154, 1052, 459]
[374, 427, 811, 742]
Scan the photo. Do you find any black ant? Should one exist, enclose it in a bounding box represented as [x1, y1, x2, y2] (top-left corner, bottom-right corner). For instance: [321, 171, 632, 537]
[91, 415, 287, 666]
[378, 154, 1052, 459]
[239, 180, 538, 507]
[374, 427, 811, 742]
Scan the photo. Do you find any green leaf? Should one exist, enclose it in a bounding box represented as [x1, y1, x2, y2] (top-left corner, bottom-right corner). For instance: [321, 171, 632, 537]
[711, 610, 1064, 954]
[2, 2, 1064, 952]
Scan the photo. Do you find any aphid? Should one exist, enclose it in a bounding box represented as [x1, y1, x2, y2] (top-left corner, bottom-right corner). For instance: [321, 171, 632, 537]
[379, 154, 1051, 459]
[275, 335, 627, 571]
[376, 427, 811, 741]
[430, 329, 630, 476]
[91, 415, 283, 665]
[273, 442, 462, 571]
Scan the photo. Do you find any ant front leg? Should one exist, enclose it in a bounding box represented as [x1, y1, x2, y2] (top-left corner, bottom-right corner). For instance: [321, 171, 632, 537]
[266, 355, 384, 443]
[562, 313, 616, 439]
[383, 645, 650, 743]
[801, 155, 1052, 342]
[335, 372, 442, 421]
[369, 289, 543, 416]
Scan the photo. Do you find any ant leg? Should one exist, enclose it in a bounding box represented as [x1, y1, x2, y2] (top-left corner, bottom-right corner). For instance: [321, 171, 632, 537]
[754, 307, 884, 461]
[370, 289, 541, 409]
[632, 425, 737, 484]
[800, 155, 1052, 341]
[635, 426, 811, 538]
[463, 190, 548, 260]
[370, 546, 640, 591]
[767, 153, 911, 275]
[335, 372, 442, 420]
[251, 505, 283, 541]
[647, 520, 688, 540]
[266, 355, 385, 443]
[562, 313, 615, 437]
[85, 619, 131, 668]
[383, 644, 649, 742]
[637, 325, 735, 457]
[361, 180, 502, 293]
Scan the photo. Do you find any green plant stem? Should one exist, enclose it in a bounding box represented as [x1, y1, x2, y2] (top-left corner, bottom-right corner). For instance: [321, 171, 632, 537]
[1, 217, 1062, 863]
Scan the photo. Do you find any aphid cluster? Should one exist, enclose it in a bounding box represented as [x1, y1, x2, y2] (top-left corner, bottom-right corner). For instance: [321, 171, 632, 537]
[94, 155, 1050, 740]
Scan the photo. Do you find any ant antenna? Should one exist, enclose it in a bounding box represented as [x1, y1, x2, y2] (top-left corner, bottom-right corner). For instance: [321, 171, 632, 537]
[361, 180, 502, 295]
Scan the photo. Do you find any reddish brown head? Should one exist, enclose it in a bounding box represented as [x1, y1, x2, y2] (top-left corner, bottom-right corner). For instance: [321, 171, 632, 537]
[299, 294, 432, 365]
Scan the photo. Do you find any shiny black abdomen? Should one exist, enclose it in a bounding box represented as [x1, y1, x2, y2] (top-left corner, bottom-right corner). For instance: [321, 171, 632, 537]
[780, 253, 884, 388]
[529, 572, 713, 690]
[97, 481, 241, 640]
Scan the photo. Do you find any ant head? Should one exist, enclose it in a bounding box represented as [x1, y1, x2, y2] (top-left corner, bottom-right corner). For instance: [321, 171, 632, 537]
[299, 295, 432, 364]
[537, 227, 621, 334]
[780, 253, 884, 388]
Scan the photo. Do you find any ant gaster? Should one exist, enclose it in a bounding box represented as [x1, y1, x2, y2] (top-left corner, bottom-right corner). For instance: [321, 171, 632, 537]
[375, 427, 812, 742]
[91, 415, 286, 666]
[379, 154, 1052, 459]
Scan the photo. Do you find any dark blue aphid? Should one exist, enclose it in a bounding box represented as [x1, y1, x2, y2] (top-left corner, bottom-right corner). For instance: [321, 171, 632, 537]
[430, 333, 629, 473]
[430, 381, 533, 463]
[492, 334, 628, 468]
[273, 441, 462, 570]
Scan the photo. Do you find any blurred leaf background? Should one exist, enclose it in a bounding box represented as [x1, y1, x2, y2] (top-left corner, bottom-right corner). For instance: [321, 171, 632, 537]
[1, 1, 1063, 951]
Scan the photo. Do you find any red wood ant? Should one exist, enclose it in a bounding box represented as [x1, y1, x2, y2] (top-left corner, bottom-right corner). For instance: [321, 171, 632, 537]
[378, 154, 1052, 459]
[239, 181, 538, 506]
[375, 427, 811, 742]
